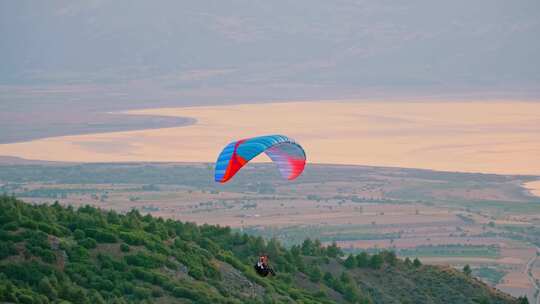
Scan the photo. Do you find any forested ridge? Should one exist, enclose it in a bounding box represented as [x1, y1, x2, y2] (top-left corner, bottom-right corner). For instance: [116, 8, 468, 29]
[0, 195, 525, 303]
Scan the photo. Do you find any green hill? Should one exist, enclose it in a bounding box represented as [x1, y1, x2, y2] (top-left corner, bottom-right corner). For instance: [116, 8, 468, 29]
[0, 195, 526, 304]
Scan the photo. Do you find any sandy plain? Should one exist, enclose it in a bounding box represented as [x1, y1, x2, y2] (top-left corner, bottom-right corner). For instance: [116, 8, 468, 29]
[0, 101, 539, 175]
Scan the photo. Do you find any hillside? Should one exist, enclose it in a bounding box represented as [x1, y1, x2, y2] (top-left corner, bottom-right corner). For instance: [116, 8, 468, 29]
[0, 195, 526, 304]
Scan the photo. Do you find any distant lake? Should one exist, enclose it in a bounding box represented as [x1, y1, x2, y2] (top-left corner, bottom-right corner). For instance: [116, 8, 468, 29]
[0, 100, 538, 175]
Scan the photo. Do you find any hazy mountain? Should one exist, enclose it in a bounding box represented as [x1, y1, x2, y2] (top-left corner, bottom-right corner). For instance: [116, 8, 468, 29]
[1, 0, 539, 104]
[1, 1, 539, 143]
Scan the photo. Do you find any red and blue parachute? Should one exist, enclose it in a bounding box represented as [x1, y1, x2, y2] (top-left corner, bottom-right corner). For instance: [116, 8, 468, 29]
[214, 135, 306, 183]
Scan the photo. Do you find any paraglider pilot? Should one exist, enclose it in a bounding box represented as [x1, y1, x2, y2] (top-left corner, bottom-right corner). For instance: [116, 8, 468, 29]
[254, 254, 275, 277]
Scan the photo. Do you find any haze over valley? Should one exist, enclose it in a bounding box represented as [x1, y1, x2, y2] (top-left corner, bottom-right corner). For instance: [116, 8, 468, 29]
[1, 1, 539, 303]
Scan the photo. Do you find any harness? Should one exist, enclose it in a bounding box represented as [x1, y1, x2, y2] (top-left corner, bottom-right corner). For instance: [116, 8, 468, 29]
[254, 259, 275, 277]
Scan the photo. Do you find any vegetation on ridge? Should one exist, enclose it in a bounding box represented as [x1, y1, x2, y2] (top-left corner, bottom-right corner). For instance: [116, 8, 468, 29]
[0, 195, 525, 303]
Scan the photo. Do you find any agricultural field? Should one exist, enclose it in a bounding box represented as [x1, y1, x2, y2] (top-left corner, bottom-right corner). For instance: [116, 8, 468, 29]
[1, 161, 539, 302]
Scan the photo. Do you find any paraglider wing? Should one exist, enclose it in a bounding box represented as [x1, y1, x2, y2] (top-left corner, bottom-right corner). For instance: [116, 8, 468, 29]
[214, 135, 306, 183]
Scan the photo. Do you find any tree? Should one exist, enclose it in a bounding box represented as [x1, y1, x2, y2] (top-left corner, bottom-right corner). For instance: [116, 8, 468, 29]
[344, 255, 356, 269]
[120, 243, 130, 252]
[290, 245, 301, 257]
[340, 272, 352, 284]
[475, 297, 490, 304]
[326, 241, 342, 258]
[369, 254, 384, 269]
[309, 265, 322, 282]
[79, 237, 97, 249]
[313, 290, 327, 299]
[313, 239, 323, 256]
[107, 211, 120, 224]
[252, 236, 266, 253]
[38, 277, 58, 300]
[404, 257, 412, 267]
[73, 229, 85, 240]
[266, 238, 281, 258]
[463, 264, 472, 276]
[356, 252, 369, 268]
[382, 251, 397, 266]
[413, 258, 422, 268]
[323, 272, 334, 285]
[344, 285, 360, 302]
[301, 238, 314, 255]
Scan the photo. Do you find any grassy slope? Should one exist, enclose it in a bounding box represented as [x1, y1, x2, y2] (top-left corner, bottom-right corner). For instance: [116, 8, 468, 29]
[0, 195, 521, 304]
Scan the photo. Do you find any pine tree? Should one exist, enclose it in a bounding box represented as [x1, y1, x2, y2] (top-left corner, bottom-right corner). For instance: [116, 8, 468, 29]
[344, 255, 356, 269]
[369, 254, 384, 269]
[404, 257, 412, 267]
[356, 252, 369, 268]
[326, 241, 342, 258]
[463, 264, 472, 276]
[309, 265, 322, 282]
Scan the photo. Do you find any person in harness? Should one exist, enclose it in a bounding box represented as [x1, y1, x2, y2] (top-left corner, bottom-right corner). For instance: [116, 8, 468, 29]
[254, 254, 275, 277]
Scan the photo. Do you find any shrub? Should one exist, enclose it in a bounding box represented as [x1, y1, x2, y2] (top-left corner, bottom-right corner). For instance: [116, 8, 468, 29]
[308, 265, 322, 282]
[66, 246, 90, 263]
[172, 286, 198, 300]
[73, 229, 85, 240]
[463, 264, 472, 276]
[2, 222, 18, 231]
[0, 241, 17, 259]
[78, 238, 97, 249]
[124, 252, 164, 269]
[344, 255, 356, 269]
[120, 243, 130, 252]
[133, 287, 151, 299]
[356, 252, 369, 268]
[119, 232, 145, 246]
[369, 254, 384, 269]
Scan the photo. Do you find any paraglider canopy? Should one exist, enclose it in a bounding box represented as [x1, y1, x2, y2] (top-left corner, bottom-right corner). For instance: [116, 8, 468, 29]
[214, 135, 306, 183]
